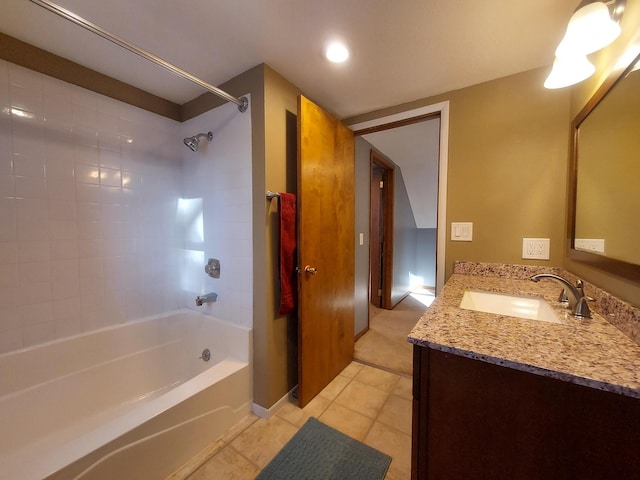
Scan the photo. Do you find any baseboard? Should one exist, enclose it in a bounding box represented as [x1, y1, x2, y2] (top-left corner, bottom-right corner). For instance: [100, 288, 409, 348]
[252, 385, 297, 418]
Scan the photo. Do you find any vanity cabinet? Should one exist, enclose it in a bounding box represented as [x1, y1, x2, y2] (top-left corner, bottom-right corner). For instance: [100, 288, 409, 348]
[411, 346, 640, 480]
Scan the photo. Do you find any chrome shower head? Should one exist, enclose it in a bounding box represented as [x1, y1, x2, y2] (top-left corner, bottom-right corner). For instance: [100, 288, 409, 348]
[183, 131, 213, 152]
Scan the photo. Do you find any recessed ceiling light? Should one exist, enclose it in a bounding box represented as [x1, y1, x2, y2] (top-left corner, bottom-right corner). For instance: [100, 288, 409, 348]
[325, 42, 349, 63]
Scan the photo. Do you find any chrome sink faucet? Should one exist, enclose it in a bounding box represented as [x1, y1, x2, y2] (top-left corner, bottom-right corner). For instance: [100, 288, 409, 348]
[195, 292, 218, 306]
[530, 274, 591, 319]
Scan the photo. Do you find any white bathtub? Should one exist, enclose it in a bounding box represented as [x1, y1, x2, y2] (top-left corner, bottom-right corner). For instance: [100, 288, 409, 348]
[0, 309, 252, 480]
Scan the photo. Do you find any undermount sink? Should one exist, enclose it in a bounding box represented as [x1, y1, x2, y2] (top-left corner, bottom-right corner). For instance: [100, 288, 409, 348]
[459, 290, 563, 324]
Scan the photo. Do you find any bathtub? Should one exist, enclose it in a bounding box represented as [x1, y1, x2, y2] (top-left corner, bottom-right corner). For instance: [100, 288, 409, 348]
[0, 309, 252, 480]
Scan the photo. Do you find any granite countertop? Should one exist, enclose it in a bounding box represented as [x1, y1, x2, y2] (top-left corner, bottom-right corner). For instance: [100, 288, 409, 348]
[408, 272, 640, 399]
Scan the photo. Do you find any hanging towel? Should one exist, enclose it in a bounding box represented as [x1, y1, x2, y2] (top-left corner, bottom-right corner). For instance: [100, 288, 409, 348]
[278, 193, 297, 315]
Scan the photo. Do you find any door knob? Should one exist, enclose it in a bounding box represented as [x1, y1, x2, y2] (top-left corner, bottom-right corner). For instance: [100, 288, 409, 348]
[304, 265, 318, 275]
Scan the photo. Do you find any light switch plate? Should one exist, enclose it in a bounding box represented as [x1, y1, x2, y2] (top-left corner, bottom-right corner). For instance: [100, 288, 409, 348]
[522, 238, 550, 260]
[451, 222, 473, 241]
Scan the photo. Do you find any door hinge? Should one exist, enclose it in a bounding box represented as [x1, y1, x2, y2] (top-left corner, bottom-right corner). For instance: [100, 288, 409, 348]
[379, 180, 384, 189]
[378, 288, 382, 296]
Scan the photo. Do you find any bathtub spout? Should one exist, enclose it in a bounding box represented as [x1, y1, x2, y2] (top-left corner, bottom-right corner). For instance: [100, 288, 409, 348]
[195, 292, 218, 306]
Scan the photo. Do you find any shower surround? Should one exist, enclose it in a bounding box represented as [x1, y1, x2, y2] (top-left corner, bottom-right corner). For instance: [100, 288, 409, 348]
[0, 59, 253, 353]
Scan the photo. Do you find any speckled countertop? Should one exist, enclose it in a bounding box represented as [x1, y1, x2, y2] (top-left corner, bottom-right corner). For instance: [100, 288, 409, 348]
[408, 267, 640, 399]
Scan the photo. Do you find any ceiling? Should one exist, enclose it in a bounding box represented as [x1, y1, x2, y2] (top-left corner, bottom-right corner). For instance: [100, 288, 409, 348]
[364, 118, 440, 228]
[0, 0, 578, 119]
[0, 0, 578, 229]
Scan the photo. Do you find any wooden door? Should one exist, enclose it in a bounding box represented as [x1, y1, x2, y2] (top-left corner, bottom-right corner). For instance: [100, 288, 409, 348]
[297, 95, 355, 408]
[370, 164, 384, 307]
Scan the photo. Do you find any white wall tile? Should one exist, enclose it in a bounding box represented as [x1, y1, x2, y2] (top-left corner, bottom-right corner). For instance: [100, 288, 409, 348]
[0, 306, 20, 331]
[21, 301, 53, 325]
[45, 157, 75, 181]
[15, 176, 46, 198]
[0, 326, 22, 354]
[23, 320, 54, 347]
[17, 218, 48, 240]
[0, 241, 17, 264]
[0, 174, 14, 197]
[17, 240, 50, 263]
[0, 63, 253, 353]
[43, 77, 73, 123]
[13, 153, 45, 177]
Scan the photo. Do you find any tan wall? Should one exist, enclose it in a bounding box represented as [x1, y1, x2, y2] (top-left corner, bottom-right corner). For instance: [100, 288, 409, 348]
[256, 66, 302, 408]
[345, 68, 571, 281]
[565, 0, 640, 305]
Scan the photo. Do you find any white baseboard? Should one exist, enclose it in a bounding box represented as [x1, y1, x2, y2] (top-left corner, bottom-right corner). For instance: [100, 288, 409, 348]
[252, 385, 297, 418]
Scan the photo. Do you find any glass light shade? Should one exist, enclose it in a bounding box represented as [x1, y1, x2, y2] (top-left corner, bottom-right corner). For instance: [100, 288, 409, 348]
[544, 55, 596, 89]
[556, 2, 621, 57]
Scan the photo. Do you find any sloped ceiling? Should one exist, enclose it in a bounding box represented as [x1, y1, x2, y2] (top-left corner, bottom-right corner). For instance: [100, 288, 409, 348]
[364, 118, 440, 229]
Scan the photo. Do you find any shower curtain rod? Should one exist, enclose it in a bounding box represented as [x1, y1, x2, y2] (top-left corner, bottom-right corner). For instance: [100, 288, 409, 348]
[28, 0, 248, 113]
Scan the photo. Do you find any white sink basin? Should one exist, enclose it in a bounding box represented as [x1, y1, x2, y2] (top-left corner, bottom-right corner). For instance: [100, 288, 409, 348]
[459, 290, 563, 324]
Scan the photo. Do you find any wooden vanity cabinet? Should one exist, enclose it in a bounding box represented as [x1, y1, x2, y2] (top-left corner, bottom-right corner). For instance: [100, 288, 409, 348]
[411, 346, 640, 480]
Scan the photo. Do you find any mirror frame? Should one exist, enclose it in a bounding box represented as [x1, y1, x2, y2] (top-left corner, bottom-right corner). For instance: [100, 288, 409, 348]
[567, 51, 640, 280]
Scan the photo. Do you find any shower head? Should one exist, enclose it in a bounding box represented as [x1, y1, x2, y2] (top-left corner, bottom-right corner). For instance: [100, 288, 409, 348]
[183, 131, 213, 152]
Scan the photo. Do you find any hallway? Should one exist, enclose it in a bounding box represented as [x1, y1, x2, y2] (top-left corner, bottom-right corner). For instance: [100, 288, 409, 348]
[354, 292, 433, 376]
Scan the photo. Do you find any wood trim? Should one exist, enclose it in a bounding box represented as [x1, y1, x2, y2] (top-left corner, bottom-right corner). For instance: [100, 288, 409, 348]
[354, 326, 369, 342]
[0, 33, 181, 121]
[354, 112, 440, 136]
[567, 51, 640, 281]
[370, 150, 395, 310]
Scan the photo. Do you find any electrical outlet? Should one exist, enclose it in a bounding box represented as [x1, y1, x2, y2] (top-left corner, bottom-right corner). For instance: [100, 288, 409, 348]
[575, 238, 605, 253]
[522, 238, 550, 260]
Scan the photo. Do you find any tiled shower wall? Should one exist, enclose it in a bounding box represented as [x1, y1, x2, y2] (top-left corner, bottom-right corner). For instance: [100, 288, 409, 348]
[0, 59, 253, 354]
[180, 100, 253, 328]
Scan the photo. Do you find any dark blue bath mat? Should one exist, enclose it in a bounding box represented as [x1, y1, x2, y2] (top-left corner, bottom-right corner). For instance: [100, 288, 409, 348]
[255, 417, 391, 480]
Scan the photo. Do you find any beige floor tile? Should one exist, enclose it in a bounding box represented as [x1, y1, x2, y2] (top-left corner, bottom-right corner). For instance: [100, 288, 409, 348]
[385, 461, 412, 480]
[354, 365, 401, 392]
[188, 445, 260, 480]
[334, 379, 390, 418]
[229, 415, 298, 469]
[275, 395, 331, 428]
[341, 361, 365, 379]
[393, 376, 413, 400]
[318, 402, 374, 441]
[318, 374, 351, 400]
[365, 422, 412, 480]
[220, 415, 260, 444]
[378, 395, 412, 435]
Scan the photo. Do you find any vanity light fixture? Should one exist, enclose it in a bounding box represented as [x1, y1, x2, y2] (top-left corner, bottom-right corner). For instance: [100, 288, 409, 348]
[544, 54, 596, 89]
[544, 0, 626, 89]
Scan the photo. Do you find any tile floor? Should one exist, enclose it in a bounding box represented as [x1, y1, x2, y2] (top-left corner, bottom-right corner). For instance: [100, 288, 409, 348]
[174, 362, 412, 480]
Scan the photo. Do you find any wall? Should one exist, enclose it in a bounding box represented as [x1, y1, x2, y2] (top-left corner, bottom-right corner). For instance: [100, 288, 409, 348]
[565, 0, 640, 306]
[180, 99, 253, 328]
[354, 136, 371, 336]
[391, 161, 417, 305]
[417, 228, 437, 287]
[0, 59, 184, 353]
[0, 59, 255, 358]
[344, 67, 571, 282]
[258, 66, 302, 410]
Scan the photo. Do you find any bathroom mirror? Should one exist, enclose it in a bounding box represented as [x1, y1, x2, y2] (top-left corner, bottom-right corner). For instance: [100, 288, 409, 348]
[568, 51, 640, 279]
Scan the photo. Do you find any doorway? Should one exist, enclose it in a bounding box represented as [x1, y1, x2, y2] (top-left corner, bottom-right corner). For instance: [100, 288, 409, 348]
[350, 102, 449, 373]
[350, 102, 449, 294]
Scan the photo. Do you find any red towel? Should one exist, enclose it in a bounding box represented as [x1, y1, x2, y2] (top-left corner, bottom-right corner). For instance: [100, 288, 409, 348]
[278, 193, 297, 315]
